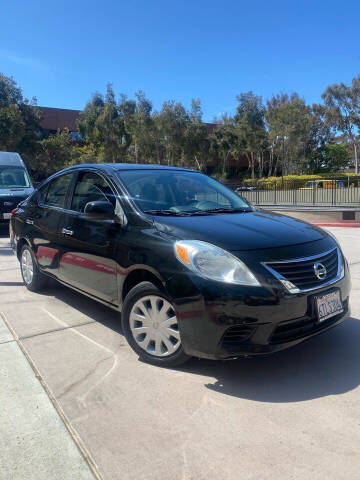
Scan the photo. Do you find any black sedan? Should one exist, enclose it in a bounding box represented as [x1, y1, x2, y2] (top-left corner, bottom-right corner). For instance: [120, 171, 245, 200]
[10, 164, 350, 366]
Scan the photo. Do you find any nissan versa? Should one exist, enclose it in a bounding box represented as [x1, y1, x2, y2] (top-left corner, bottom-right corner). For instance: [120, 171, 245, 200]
[10, 164, 350, 366]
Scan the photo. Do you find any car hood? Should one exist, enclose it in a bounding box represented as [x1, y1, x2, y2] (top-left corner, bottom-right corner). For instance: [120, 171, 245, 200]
[0, 187, 34, 203]
[154, 210, 327, 251]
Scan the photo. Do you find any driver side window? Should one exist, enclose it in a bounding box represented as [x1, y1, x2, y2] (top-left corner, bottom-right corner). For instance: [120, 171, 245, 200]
[71, 171, 116, 213]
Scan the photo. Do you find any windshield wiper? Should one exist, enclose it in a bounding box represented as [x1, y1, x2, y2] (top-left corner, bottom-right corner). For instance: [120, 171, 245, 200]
[145, 207, 251, 216]
[190, 207, 252, 215]
[144, 209, 191, 216]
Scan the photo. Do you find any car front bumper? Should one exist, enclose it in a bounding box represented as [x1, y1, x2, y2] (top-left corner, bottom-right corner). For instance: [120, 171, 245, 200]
[165, 267, 351, 360]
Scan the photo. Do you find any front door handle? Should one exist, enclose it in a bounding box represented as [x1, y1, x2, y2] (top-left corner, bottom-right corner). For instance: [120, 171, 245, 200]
[61, 228, 74, 236]
[26, 219, 34, 225]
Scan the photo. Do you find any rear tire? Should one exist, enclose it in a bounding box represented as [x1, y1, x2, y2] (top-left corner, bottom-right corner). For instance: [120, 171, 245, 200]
[122, 281, 191, 367]
[20, 244, 48, 292]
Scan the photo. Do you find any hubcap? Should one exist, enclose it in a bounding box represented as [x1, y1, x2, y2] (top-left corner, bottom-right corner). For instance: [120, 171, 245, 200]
[129, 295, 181, 357]
[21, 249, 34, 285]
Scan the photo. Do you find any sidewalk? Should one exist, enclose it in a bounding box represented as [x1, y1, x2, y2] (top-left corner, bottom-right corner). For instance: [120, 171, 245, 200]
[0, 314, 96, 480]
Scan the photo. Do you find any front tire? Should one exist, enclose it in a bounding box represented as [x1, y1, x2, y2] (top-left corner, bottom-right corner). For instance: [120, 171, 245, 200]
[122, 281, 191, 367]
[20, 244, 48, 292]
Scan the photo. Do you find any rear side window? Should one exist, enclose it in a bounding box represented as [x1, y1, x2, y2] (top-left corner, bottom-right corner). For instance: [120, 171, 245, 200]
[44, 174, 73, 208]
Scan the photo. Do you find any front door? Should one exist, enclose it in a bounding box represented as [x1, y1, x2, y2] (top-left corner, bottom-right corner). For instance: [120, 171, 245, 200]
[58, 170, 120, 304]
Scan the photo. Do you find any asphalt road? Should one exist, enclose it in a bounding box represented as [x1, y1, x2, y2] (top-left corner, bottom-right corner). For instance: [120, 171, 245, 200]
[1, 224, 360, 480]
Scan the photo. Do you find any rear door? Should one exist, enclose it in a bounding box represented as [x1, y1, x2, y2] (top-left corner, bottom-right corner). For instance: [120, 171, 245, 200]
[26, 172, 75, 278]
[57, 170, 120, 304]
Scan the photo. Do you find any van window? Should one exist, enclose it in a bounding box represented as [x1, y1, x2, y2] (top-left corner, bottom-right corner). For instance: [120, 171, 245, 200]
[0, 166, 30, 188]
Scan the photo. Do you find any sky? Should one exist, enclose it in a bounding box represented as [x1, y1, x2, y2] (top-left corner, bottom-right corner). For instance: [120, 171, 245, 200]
[1, 0, 360, 122]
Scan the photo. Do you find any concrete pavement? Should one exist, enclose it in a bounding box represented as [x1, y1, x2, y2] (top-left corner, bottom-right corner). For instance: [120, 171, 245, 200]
[1, 224, 360, 479]
[0, 315, 96, 480]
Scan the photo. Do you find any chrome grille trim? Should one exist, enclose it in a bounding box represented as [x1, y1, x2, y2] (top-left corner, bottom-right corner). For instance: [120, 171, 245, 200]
[262, 247, 344, 293]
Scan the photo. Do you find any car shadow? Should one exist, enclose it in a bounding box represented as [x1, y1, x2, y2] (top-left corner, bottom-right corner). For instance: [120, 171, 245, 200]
[178, 317, 360, 403]
[40, 283, 122, 333]
[39, 281, 360, 403]
[0, 225, 12, 255]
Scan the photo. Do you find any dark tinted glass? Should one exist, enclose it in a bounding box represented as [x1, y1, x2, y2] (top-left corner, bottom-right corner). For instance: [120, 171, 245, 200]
[116, 170, 250, 214]
[37, 183, 49, 204]
[71, 171, 116, 212]
[45, 174, 73, 208]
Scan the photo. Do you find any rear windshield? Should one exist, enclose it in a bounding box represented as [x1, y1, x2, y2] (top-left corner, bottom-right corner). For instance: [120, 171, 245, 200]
[116, 170, 251, 215]
[0, 166, 31, 188]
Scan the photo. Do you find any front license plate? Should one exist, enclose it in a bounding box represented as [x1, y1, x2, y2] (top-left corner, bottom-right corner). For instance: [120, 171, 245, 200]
[2, 213, 11, 220]
[316, 290, 343, 322]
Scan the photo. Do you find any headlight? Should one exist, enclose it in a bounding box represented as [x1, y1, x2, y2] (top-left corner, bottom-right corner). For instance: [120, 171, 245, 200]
[174, 240, 260, 286]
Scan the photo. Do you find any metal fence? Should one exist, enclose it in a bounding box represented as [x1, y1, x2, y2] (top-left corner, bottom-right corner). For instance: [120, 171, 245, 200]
[228, 179, 360, 206]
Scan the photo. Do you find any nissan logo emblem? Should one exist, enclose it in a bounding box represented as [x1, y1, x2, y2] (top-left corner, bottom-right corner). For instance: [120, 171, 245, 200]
[314, 262, 327, 280]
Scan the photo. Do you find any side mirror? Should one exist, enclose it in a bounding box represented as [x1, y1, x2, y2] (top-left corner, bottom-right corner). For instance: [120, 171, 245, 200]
[84, 200, 115, 219]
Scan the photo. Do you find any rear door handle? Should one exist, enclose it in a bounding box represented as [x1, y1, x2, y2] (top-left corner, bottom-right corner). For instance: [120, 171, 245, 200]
[26, 219, 34, 225]
[61, 228, 74, 236]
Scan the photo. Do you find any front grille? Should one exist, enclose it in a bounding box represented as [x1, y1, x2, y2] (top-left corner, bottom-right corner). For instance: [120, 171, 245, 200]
[0, 197, 24, 214]
[221, 325, 256, 348]
[270, 298, 348, 344]
[265, 248, 339, 291]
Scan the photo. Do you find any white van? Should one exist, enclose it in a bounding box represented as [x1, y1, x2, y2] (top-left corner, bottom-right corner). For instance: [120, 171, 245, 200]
[0, 152, 34, 222]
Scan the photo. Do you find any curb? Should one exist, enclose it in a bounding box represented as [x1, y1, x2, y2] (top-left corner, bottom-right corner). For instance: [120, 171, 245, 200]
[0, 312, 103, 480]
[313, 223, 360, 228]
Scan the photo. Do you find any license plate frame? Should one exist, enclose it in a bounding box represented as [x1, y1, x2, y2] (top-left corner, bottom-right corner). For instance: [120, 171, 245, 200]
[315, 290, 343, 322]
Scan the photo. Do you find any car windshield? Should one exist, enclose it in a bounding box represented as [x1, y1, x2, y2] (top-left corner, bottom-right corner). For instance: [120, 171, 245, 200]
[0, 166, 31, 188]
[304, 181, 317, 187]
[116, 170, 252, 215]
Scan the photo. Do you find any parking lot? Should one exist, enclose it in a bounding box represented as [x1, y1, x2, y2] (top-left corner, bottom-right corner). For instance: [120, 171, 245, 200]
[1, 224, 360, 480]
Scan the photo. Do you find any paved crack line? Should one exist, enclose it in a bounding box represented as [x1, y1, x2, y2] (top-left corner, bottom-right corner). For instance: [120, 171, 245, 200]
[17, 320, 97, 342]
[41, 308, 124, 407]
[0, 311, 103, 480]
[0, 338, 16, 345]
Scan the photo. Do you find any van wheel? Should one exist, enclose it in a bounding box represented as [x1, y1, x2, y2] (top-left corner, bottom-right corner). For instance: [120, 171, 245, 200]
[122, 281, 191, 367]
[20, 245, 48, 292]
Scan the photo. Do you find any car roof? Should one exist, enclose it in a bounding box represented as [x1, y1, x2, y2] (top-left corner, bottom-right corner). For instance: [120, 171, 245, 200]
[0, 152, 25, 166]
[56, 163, 198, 175]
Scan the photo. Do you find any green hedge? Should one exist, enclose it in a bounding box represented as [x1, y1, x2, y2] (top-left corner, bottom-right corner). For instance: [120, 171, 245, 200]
[242, 173, 360, 190]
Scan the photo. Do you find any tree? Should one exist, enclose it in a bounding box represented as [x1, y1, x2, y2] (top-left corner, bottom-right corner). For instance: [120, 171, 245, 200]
[156, 100, 188, 165]
[210, 117, 238, 177]
[234, 92, 267, 178]
[77, 84, 130, 162]
[309, 142, 350, 173]
[126, 91, 158, 163]
[0, 73, 41, 155]
[322, 76, 360, 173]
[183, 99, 211, 170]
[265, 93, 312, 175]
[31, 129, 73, 179]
